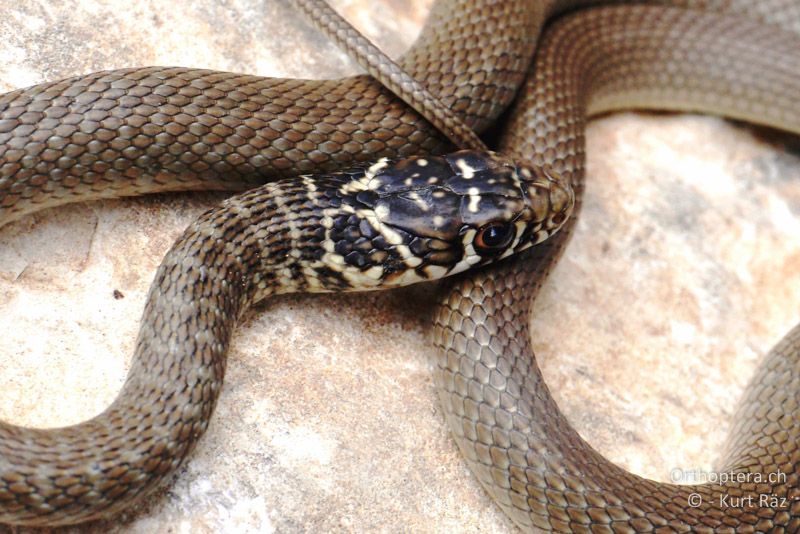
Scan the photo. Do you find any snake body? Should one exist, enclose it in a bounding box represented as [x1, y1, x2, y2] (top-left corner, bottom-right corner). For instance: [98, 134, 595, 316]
[1, 0, 799, 530]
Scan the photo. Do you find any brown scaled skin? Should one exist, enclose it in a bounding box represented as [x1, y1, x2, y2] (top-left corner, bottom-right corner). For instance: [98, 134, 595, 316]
[0, 0, 800, 532]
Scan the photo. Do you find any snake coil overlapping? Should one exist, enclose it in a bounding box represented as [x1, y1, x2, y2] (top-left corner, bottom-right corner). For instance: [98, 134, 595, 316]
[0, 0, 799, 531]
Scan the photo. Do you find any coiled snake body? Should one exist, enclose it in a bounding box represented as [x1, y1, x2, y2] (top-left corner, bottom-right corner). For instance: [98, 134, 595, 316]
[1, 0, 800, 531]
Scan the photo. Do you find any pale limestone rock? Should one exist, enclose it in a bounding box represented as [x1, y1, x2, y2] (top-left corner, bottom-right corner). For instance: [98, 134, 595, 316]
[1, 1, 799, 532]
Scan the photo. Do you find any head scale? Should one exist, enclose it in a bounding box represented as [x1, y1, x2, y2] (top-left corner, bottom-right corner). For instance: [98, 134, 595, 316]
[335, 149, 573, 287]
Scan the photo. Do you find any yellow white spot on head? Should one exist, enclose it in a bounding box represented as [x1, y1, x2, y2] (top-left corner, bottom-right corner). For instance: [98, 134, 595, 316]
[433, 215, 444, 226]
[427, 176, 438, 184]
[466, 187, 482, 213]
[509, 220, 527, 250]
[456, 158, 475, 179]
[425, 265, 448, 278]
[417, 158, 428, 167]
[368, 158, 389, 177]
[405, 256, 422, 268]
[391, 269, 424, 286]
[395, 244, 415, 262]
[448, 231, 482, 275]
[468, 194, 481, 213]
[408, 191, 428, 211]
[360, 210, 403, 245]
[374, 204, 390, 219]
[533, 229, 549, 244]
[365, 265, 384, 279]
[361, 158, 391, 191]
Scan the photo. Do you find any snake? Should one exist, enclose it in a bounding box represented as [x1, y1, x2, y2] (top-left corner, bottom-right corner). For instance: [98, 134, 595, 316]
[1, 0, 799, 531]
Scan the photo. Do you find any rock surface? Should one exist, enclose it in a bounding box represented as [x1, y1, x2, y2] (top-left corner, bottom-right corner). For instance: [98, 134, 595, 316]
[1, 1, 799, 532]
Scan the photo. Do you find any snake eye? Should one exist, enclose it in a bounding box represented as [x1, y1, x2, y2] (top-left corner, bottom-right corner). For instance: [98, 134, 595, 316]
[474, 222, 516, 255]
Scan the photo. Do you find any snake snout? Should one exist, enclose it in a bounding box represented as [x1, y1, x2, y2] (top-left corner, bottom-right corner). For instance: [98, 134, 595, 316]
[545, 168, 574, 228]
[517, 165, 574, 247]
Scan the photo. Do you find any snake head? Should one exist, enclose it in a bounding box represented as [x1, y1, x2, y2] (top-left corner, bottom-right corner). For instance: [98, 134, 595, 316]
[331, 150, 573, 287]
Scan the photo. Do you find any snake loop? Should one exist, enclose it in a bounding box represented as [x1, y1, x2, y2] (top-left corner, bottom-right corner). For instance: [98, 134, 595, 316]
[0, 0, 799, 530]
